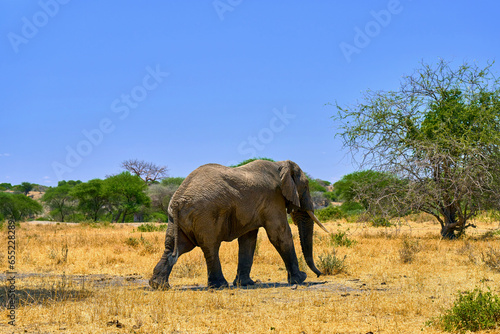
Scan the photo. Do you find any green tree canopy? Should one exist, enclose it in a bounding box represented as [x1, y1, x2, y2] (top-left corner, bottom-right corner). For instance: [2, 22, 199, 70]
[104, 172, 150, 223]
[0, 183, 12, 191]
[16, 182, 34, 195]
[0, 192, 42, 221]
[334, 170, 401, 207]
[335, 60, 500, 238]
[42, 180, 81, 222]
[71, 179, 108, 222]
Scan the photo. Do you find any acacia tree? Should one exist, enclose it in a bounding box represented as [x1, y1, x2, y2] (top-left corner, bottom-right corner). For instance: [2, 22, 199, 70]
[335, 60, 500, 238]
[71, 179, 109, 222]
[0, 192, 42, 221]
[104, 172, 150, 223]
[121, 159, 168, 184]
[17, 182, 34, 195]
[42, 180, 81, 222]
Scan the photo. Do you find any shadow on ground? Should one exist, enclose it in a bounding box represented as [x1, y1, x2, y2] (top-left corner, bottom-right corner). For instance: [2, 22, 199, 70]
[1, 273, 362, 297]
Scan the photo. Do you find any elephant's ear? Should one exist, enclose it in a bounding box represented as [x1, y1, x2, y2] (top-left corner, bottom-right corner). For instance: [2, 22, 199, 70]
[279, 161, 300, 208]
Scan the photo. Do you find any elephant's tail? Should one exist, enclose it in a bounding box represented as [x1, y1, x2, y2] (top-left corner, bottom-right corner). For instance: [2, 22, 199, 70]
[171, 210, 179, 263]
[165, 208, 179, 265]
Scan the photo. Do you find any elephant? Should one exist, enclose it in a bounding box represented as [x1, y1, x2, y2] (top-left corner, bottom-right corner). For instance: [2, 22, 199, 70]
[149, 159, 329, 289]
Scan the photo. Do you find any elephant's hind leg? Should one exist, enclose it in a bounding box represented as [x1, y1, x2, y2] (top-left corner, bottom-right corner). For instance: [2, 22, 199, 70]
[201, 244, 229, 289]
[233, 229, 259, 286]
[149, 228, 196, 289]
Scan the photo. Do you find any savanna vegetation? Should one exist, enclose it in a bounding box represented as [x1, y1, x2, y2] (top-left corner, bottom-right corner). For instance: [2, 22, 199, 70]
[3, 60, 500, 332]
[1, 218, 500, 332]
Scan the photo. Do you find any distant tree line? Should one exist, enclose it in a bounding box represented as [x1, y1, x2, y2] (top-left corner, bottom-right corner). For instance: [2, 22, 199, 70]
[0, 160, 181, 223]
[40, 172, 186, 223]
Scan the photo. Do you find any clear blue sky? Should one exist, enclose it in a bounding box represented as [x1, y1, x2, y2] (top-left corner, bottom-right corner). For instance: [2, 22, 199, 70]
[1, 1, 499, 186]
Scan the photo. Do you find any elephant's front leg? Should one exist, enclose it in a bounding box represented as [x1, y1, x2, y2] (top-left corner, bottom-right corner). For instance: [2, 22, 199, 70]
[265, 220, 307, 285]
[201, 244, 229, 288]
[233, 229, 259, 286]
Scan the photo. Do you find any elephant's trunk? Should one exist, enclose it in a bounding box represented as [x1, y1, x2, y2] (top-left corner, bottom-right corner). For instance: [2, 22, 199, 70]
[291, 210, 323, 277]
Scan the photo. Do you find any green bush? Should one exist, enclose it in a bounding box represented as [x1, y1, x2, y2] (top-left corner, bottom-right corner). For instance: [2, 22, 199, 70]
[147, 212, 168, 223]
[330, 229, 356, 248]
[125, 237, 140, 248]
[428, 288, 500, 332]
[316, 206, 343, 221]
[137, 223, 168, 232]
[318, 249, 347, 275]
[80, 221, 112, 228]
[339, 201, 365, 216]
[309, 179, 327, 193]
[161, 177, 185, 187]
[125, 235, 158, 253]
[324, 192, 337, 202]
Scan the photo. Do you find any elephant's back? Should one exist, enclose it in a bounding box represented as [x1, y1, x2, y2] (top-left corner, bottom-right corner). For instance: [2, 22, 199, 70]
[169, 162, 277, 211]
[169, 164, 238, 207]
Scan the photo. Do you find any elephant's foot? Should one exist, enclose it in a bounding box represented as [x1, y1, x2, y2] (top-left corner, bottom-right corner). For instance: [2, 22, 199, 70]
[288, 271, 307, 285]
[233, 275, 255, 287]
[149, 278, 171, 290]
[207, 277, 229, 289]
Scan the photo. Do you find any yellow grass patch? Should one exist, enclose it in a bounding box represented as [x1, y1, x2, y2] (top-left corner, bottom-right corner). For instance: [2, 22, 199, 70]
[1, 218, 500, 333]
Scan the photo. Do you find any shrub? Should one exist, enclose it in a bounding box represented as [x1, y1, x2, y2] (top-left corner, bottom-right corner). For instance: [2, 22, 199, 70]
[125, 237, 140, 248]
[428, 288, 500, 332]
[330, 229, 356, 248]
[399, 237, 420, 264]
[476, 210, 500, 224]
[125, 235, 159, 254]
[80, 221, 112, 228]
[148, 212, 168, 223]
[161, 177, 185, 187]
[316, 206, 343, 221]
[339, 201, 365, 216]
[324, 191, 337, 202]
[308, 178, 327, 193]
[318, 249, 347, 275]
[482, 247, 500, 272]
[136, 223, 168, 232]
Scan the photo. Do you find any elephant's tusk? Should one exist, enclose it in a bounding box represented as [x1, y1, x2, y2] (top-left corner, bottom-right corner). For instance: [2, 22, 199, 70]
[307, 211, 330, 233]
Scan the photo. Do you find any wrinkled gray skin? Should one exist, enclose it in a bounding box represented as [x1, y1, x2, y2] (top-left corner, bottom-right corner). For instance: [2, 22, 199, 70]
[149, 160, 323, 289]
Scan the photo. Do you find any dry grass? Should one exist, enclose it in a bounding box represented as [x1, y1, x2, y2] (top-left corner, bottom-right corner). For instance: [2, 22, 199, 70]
[1, 219, 500, 333]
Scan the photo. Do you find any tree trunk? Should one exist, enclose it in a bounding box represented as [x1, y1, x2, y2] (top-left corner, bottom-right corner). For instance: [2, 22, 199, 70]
[112, 210, 122, 223]
[121, 210, 128, 223]
[440, 204, 462, 239]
